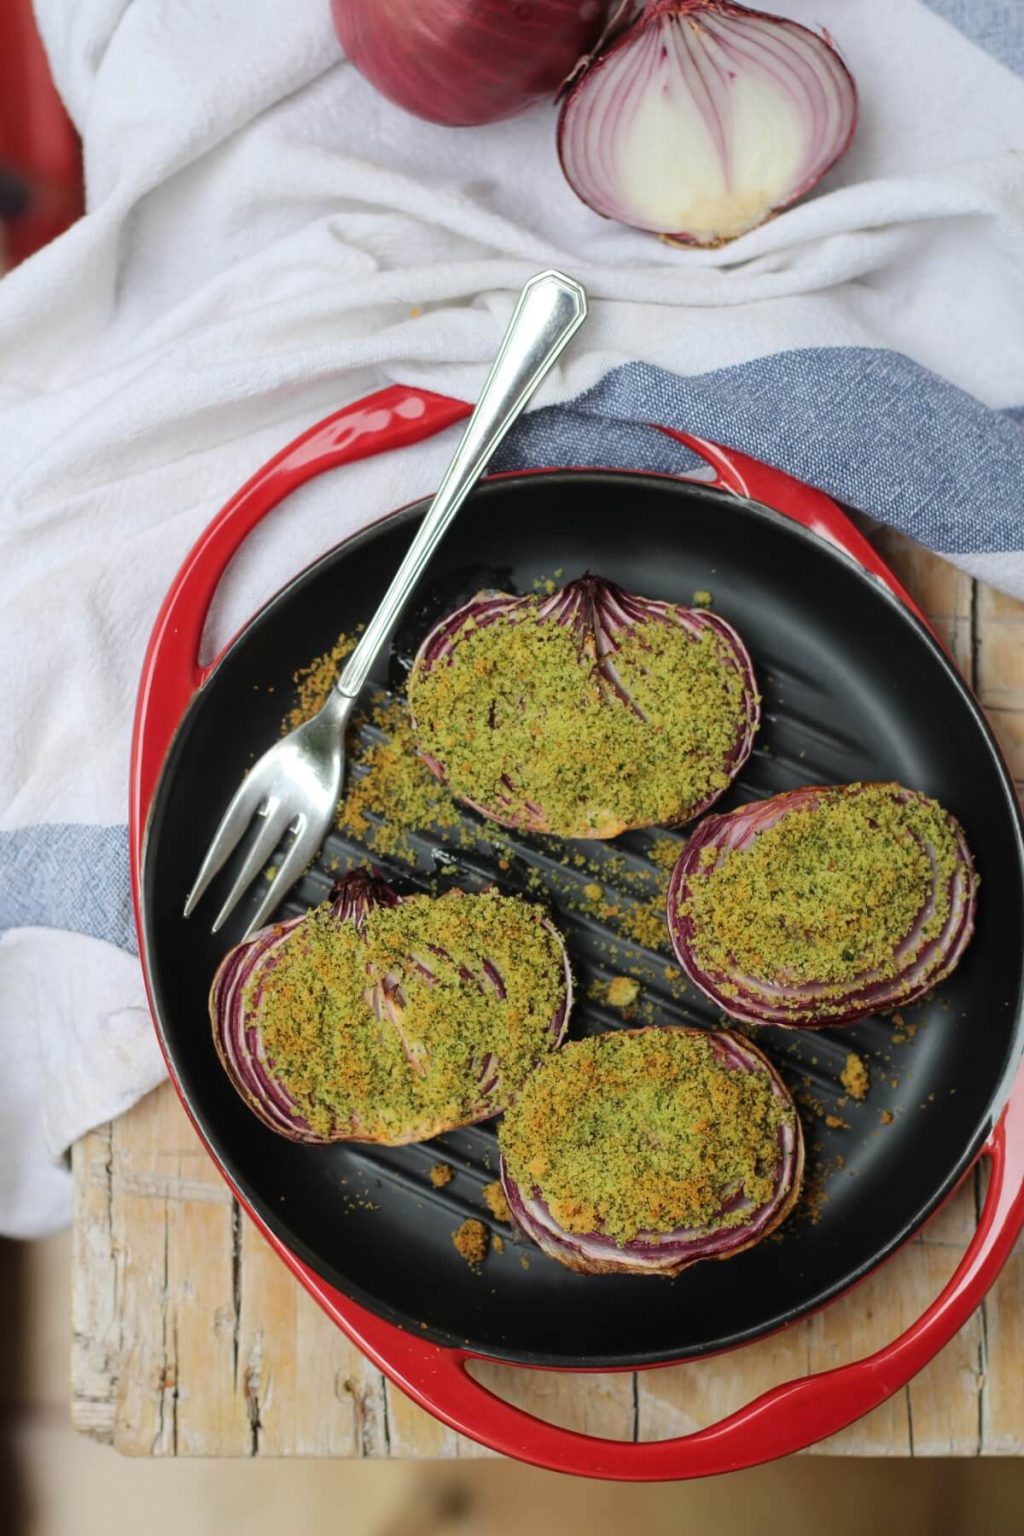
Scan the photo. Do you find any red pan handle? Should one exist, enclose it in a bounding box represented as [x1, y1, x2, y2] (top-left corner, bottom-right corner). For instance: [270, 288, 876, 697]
[652, 426, 929, 621]
[289, 1095, 1024, 1477]
[132, 386, 1024, 1479]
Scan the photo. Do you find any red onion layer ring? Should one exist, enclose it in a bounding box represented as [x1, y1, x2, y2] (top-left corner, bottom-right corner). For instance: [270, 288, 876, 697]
[499, 1026, 802, 1276]
[667, 783, 978, 1029]
[409, 574, 759, 838]
[210, 869, 572, 1144]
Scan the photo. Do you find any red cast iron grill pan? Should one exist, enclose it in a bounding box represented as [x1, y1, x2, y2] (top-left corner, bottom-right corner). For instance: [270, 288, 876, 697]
[133, 386, 1024, 1479]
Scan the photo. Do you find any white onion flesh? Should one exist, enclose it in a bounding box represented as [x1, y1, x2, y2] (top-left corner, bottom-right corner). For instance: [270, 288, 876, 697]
[558, 1, 858, 245]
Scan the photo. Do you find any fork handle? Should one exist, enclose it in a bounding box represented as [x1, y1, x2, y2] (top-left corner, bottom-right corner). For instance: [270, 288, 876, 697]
[335, 271, 588, 701]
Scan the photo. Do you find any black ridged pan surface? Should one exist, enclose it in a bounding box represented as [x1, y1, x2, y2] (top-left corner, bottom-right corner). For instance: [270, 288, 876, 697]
[141, 472, 1024, 1367]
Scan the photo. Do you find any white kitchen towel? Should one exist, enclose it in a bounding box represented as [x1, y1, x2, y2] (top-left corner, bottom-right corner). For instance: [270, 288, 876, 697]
[1, 0, 1022, 1234]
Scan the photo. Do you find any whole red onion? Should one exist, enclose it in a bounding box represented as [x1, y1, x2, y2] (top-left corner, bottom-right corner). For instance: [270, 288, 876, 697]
[499, 1025, 803, 1275]
[331, 0, 612, 127]
[667, 784, 978, 1029]
[558, 0, 858, 245]
[210, 868, 572, 1144]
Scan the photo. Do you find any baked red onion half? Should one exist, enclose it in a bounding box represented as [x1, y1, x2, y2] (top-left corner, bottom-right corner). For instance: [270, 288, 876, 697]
[499, 1026, 802, 1275]
[210, 869, 572, 1145]
[408, 574, 758, 839]
[668, 783, 978, 1029]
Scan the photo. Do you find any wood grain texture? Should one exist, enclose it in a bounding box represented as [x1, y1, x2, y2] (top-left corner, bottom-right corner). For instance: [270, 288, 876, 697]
[71, 538, 1024, 1458]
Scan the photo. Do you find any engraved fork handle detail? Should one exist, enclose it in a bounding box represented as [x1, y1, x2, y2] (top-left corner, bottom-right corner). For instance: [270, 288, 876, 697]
[335, 271, 587, 702]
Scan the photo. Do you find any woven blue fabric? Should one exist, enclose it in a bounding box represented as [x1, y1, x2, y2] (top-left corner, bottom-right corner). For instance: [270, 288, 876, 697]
[0, 824, 136, 953]
[921, 1, 1024, 75]
[493, 355, 1024, 556]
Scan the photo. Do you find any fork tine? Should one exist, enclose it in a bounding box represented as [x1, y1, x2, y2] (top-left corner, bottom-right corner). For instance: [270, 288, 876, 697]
[240, 815, 318, 941]
[210, 797, 289, 935]
[183, 774, 269, 918]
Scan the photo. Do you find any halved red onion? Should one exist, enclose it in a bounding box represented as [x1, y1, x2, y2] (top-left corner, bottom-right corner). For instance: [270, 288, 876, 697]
[409, 574, 758, 839]
[210, 868, 572, 1144]
[499, 1026, 802, 1275]
[667, 784, 978, 1029]
[558, 1, 858, 246]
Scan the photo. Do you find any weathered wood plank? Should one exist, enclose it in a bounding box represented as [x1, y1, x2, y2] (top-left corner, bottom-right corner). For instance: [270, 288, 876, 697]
[976, 582, 1024, 789]
[72, 1085, 392, 1457]
[235, 1217, 389, 1457]
[108, 1086, 247, 1455]
[471, 1361, 635, 1441]
[384, 1380, 469, 1459]
[70, 1122, 119, 1443]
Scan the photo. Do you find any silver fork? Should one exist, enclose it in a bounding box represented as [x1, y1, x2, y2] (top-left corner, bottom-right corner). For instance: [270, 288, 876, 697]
[184, 269, 588, 939]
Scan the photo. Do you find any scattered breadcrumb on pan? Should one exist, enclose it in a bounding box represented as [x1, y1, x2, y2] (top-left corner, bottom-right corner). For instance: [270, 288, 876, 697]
[481, 1181, 510, 1223]
[840, 1052, 869, 1101]
[452, 1219, 489, 1268]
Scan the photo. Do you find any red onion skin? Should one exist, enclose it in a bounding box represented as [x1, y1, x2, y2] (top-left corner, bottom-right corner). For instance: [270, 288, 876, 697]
[558, 0, 858, 247]
[667, 785, 978, 1030]
[410, 575, 759, 838]
[210, 869, 573, 1144]
[499, 1026, 803, 1276]
[331, 0, 611, 127]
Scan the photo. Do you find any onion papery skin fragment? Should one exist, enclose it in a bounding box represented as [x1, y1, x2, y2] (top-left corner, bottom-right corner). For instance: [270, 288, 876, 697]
[667, 783, 978, 1029]
[557, 0, 858, 245]
[210, 868, 572, 1145]
[499, 1026, 803, 1276]
[408, 574, 759, 839]
[331, 0, 612, 127]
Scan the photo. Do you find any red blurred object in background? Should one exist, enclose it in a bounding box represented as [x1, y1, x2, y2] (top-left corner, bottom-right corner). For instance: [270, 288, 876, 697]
[0, 0, 83, 266]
